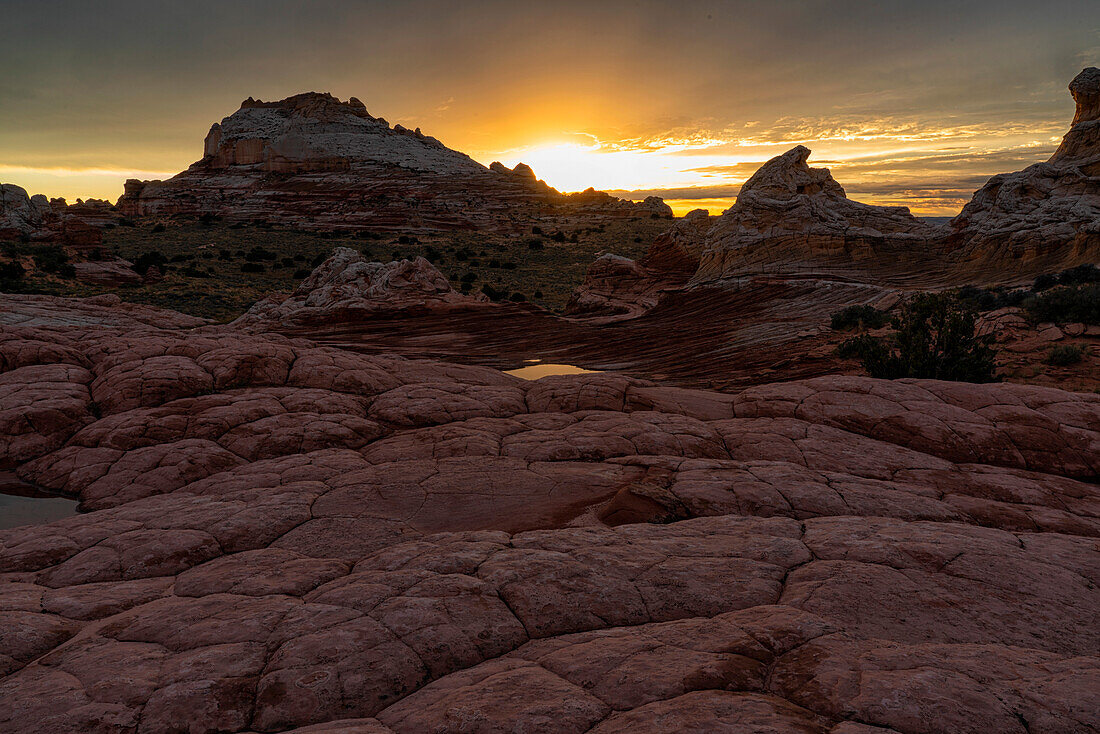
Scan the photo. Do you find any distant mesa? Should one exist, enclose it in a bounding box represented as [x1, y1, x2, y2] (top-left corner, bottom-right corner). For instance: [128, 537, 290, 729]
[117, 91, 668, 232]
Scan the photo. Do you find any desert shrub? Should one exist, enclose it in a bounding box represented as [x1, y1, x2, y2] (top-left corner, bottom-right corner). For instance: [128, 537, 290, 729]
[508, 292, 527, 302]
[311, 252, 328, 267]
[293, 268, 311, 279]
[955, 285, 1029, 312]
[117, 217, 136, 227]
[1033, 273, 1058, 291]
[151, 223, 166, 233]
[837, 293, 998, 382]
[1044, 344, 1088, 366]
[834, 336, 869, 360]
[534, 289, 544, 299]
[455, 248, 471, 261]
[218, 249, 232, 260]
[460, 272, 477, 283]
[397, 235, 419, 245]
[527, 239, 545, 250]
[489, 259, 501, 268]
[32, 245, 69, 273]
[531, 226, 544, 235]
[281, 257, 296, 268]
[199, 213, 218, 226]
[245, 246, 276, 262]
[182, 265, 209, 278]
[830, 304, 889, 331]
[1058, 263, 1100, 286]
[201, 250, 215, 259]
[169, 254, 192, 263]
[481, 283, 504, 301]
[1024, 284, 1100, 325]
[240, 262, 265, 273]
[56, 263, 76, 278]
[502, 261, 517, 270]
[293, 253, 306, 262]
[0, 261, 26, 290]
[550, 231, 567, 243]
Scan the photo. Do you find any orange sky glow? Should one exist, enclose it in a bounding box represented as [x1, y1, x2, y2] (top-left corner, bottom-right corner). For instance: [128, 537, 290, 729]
[1, 1, 1095, 217]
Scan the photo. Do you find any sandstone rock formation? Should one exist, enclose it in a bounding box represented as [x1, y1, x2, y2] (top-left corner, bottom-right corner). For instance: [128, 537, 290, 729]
[238, 247, 487, 326]
[0, 184, 107, 248]
[564, 254, 666, 318]
[1, 292, 1098, 732]
[117, 93, 667, 232]
[694, 146, 936, 281]
[642, 207, 712, 273]
[563, 210, 712, 319]
[0, 184, 47, 241]
[948, 67, 1100, 272]
[72, 259, 142, 287]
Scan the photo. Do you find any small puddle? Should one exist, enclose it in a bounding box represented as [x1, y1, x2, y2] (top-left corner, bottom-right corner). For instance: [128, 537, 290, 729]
[504, 362, 601, 380]
[0, 472, 79, 530]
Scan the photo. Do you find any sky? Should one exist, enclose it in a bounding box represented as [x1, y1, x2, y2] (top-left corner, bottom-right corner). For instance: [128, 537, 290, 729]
[1, 0, 1097, 216]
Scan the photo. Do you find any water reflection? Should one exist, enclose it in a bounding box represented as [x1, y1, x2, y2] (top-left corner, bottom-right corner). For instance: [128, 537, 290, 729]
[0, 472, 79, 529]
[504, 362, 601, 380]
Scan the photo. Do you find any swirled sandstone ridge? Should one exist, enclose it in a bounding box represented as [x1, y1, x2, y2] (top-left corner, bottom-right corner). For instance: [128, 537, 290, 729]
[693, 146, 937, 281]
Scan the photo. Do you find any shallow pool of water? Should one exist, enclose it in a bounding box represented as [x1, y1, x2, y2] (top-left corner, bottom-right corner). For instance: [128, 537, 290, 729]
[503, 363, 601, 380]
[0, 473, 79, 529]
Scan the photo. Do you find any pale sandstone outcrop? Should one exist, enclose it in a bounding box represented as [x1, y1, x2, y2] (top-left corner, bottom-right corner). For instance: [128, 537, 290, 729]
[694, 146, 935, 281]
[237, 248, 487, 326]
[947, 67, 1100, 272]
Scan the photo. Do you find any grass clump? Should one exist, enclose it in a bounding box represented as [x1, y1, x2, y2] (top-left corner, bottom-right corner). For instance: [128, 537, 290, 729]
[1044, 344, 1088, 367]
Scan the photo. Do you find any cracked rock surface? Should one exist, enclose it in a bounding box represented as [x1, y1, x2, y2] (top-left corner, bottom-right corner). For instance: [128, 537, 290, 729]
[1, 294, 1098, 733]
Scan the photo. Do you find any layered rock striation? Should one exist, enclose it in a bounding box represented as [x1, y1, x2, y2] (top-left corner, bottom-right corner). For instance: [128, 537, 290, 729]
[117, 92, 667, 232]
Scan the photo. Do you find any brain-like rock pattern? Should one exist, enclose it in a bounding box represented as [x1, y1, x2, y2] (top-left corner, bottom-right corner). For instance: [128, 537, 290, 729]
[0, 293, 1098, 733]
[238, 248, 488, 326]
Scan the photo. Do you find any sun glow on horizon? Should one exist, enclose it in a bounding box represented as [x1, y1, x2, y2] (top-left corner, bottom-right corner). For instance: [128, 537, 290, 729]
[490, 141, 748, 196]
